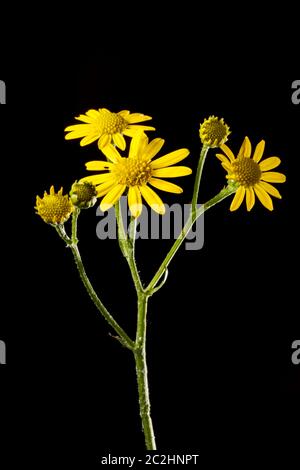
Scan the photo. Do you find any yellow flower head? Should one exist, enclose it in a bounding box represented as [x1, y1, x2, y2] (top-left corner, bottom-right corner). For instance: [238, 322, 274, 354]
[70, 181, 97, 209]
[199, 116, 230, 148]
[217, 137, 286, 211]
[80, 132, 192, 218]
[35, 186, 73, 224]
[65, 108, 155, 151]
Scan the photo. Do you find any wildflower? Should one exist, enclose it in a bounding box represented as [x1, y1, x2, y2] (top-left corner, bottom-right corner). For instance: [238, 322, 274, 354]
[35, 186, 73, 224]
[217, 137, 286, 211]
[199, 116, 230, 147]
[65, 108, 155, 150]
[81, 133, 191, 217]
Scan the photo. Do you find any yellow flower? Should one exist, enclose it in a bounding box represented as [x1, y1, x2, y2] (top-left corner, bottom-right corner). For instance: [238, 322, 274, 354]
[65, 108, 155, 151]
[80, 133, 192, 217]
[35, 186, 73, 224]
[216, 137, 286, 211]
[199, 116, 230, 148]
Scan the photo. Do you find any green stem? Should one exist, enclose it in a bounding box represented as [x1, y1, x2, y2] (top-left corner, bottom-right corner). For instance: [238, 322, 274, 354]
[146, 184, 237, 293]
[54, 224, 73, 245]
[134, 293, 156, 450]
[115, 198, 128, 258]
[115, 200, 144, 292]
[192, 144, 209, 220]
[72, 207, 80, 244]
[115, 201, 156, 449]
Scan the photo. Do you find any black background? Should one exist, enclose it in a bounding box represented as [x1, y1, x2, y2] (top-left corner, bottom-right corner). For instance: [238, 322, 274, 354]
[1, 18, 299, 467]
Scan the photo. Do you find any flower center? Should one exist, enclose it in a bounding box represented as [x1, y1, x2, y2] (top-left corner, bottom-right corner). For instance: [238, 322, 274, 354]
[96, 110, 128, 134]
[204, 122, 227, 141]
[231, 158, 261, 186]
[36, 190, 73, 225]
[199, 116, 230, 147]
[114, 158, 152, 186]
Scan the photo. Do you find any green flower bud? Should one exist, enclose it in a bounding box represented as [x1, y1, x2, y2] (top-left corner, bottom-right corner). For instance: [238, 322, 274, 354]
[70, 181, 97, 209]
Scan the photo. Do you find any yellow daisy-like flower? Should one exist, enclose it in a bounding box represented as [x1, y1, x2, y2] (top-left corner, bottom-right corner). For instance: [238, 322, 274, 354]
[35, 186, 74, 224]
[216, 137, 286, 211]
[80, 133, 192, 217]
[199, 116, 231, 148]
[64, 108, 155, 151]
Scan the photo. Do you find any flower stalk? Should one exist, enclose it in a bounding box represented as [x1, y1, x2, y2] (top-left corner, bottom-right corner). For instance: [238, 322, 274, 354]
[191, 144, 209, 220]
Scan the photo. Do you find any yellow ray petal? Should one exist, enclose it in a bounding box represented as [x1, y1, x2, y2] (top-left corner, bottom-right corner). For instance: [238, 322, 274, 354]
[230, 186, 245, 211]
[149, 178, 183, 194]
[75, 114, 95, 123]
[126, 113, 152, 123]
[238, 136, 252, 158]
[98, 134, 111, 149]
[96, 180, 117, 197]
[122, 128, 137, 138]
[151, 149, 190, 169]
[220, 144, 235, 162]
[129, 132, 148, 159]
[259, 157, 281, 171]
[259, 181, 282, 199]
[139, 185, 165, 215]
[127, 124, 155, 132]
[152, 166, 192, 178]
[65, 130, 92, 140]
[246, 187, 255, 211]
[253, 140, 265, 162]
[128, 186, 143, 218]
[216, 153, 231, 165]
[101, 144, 122, 163]
[80, 173, 112, 185]
[85, 160, 112, 171]
[254, 184, 273, 210]
[100, 184, 126, 211]
[80, 134, 100, 146]
[260, 172, 286, 183]
[113, 132, 126, 151]
[221, 162, 232, 172]
[64, 124, 91, 133]
[86, 109, 100, 118]
[144, 138, 165, 160]
[118, 110, 130, 117]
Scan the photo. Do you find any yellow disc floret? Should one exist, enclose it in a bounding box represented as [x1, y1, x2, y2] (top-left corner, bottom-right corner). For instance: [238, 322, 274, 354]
[230, 158, 262, 186]
[113, 157, 153, 186]
[98, 109, 128, 134]
[35, 186, 73, 224]
[199, 116, 230, 148]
